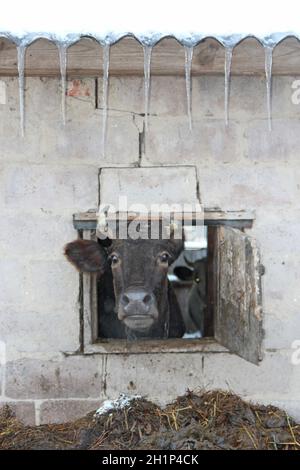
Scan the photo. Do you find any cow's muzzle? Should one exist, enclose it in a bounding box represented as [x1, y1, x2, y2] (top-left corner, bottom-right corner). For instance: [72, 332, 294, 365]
[118, 288, 158, 331]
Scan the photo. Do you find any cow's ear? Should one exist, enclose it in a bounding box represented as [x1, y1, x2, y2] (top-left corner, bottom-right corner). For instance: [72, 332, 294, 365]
[173, 266, 194, 281]
[64, 239, 107, 275]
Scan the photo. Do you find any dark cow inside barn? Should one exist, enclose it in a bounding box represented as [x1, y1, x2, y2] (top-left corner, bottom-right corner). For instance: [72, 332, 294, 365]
[64, 236, 185, 339]
[174, 254, 206, 336]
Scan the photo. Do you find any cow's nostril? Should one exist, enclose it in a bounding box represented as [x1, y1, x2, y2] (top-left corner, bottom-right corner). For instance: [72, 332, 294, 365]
[121, 294, 130, 306]
[143, 294, 152, 305]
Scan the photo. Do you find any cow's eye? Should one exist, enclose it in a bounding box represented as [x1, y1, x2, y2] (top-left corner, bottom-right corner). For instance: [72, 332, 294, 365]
[110, 254, 119, 265]
[159, 252, 170, 264]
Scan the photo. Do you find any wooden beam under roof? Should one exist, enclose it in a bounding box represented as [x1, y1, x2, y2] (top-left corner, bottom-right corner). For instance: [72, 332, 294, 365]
[0, 36, 300, 77]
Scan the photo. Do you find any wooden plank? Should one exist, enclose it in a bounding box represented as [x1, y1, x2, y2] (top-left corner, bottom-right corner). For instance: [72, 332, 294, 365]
[73, 209, 255, 230]
[205, 225, 217, 337]
[1, 36, 300, 76]
[81, 336, 228, 355]
[82, 229, 99, 347]
[214, 226, 263, 364]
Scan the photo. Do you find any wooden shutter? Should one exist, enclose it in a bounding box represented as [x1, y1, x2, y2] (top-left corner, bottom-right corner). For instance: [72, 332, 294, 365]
[214, 226, 263, 364]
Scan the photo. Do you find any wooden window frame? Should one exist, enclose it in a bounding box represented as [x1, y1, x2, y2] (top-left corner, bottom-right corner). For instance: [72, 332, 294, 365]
[71, 209, 261, 363]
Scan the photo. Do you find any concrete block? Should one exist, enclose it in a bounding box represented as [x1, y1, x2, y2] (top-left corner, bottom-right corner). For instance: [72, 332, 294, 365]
[3, 164, 98, 213]
[52, 114, 139, 166]
[103, 76, 186, 117]
[150, 76, 186, 116]
[104, 76, 144, 115]
[263, 311, 300, 350]
[144, 118, 242, 165]
[245, 119, 300, 161]
[261, 257, 300, 318]
[24, 260, 78, 308]
[23, 77, 95, 126]
[251, 210, 300, 257]
[192, 75, 266, 121]
[203, 351, 296, 398]
[5, 356, 102, 399]
[192, 76, 300, 122]
[0, 213, 77, 259]
[0, 77, 138, 166]
[0, 78, 41, 160]
[0, 260, 27, 304]
[39, 399, 100, 424]
[224, 76, 266, 121]
[0, 305, 79, 355]
[0, 400, 36, 425]
[103, 353, 205, 404]
[100, 165, 200, 208]
[272, 76, 300, 119]
[252, 399, 300, 424]
[198, 163, 298, 210]
[103, 350, 297, 405]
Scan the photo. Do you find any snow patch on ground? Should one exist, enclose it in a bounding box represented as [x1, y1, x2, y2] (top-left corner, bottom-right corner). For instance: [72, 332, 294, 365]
[95, 393, 142, 416]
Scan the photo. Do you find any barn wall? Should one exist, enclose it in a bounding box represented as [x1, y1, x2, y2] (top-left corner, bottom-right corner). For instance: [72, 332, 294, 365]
[0, 74, 300, 424]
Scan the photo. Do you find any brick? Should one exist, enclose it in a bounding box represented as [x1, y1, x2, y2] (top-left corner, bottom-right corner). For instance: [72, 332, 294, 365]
[39, 399, 100, 424]
[5, 356, 102, 399]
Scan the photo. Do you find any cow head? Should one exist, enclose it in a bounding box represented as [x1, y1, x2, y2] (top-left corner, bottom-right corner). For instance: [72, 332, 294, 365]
[174, 254, 206, 286]
[65, 237, 183, 333]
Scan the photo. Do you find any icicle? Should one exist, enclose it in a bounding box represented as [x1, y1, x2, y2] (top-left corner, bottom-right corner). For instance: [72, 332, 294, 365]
[224, 47, 233, 127]
[58, 44, 67, 125]
[143, 45, 152, 131]
[184, 46, 193, 131]
[102, 44, 110, 157]
[17, 45, 26, 137]
[264, 46, 273, 132]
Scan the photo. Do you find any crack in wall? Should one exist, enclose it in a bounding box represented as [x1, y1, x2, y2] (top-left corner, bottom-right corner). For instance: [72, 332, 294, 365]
[95, 78, 99, 109]
[132, 114, 145, 167]
[101, 355, 108, 398]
